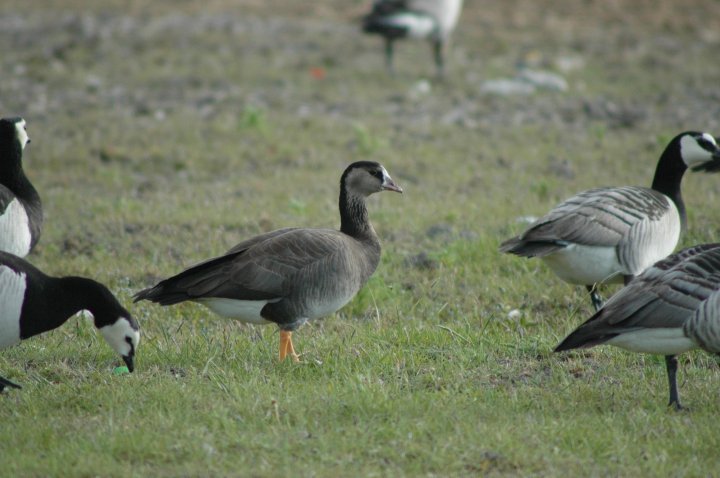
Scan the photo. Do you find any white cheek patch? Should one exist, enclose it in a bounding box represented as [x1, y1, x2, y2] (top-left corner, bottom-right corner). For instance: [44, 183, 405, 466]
[14, 120, 28, 151]
[0, 266, 26, 350]
[99, 318, 140, 356]
[680, 134, 713, 167]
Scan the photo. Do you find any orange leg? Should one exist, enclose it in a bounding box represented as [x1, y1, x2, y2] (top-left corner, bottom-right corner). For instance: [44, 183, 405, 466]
[279, 330, 301, 363]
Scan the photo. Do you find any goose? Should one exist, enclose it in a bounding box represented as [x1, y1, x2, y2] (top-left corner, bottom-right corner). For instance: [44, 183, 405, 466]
[362, 0, 463, 76]
[555, 243, 720, 410]
[0, 251, 140, 391]
[500, 132, 720, 311]
[0, 117, 42, 257]
[134, 161, 402, 362]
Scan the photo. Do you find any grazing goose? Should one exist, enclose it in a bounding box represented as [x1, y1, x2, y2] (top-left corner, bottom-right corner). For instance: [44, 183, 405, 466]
[0, 117, 42, 257]
[362, 0, 463, 76]
[134, 161, 402, 362]
[0, 252, 140, 391]
[500, 132, 720, 311]
[555, 243, 720, 409]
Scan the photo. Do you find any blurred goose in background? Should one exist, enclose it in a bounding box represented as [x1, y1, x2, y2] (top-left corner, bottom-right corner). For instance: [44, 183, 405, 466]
[0, 252, 140, 391]
[0, 117, 42, 257]
[135, 161, 402, 362]
[555, 243, 720, 410]
[500, 132, 720, 311]
[362, 0, 463, 76]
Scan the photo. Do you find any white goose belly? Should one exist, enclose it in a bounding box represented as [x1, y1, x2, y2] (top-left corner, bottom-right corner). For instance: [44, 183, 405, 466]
[606, 328, 696, 355]
[0, 266, 26, 349]
[195, 298, 272, 325]
[0, 199, 31, 257]
[541, 244, 625, 285]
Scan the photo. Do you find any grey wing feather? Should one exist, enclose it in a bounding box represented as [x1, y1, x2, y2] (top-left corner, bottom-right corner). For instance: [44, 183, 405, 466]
[180, 229, 350, 301]
[556, 244, 720, 350]
[225, 227, 299, 255]
[520, 187, 670, 248]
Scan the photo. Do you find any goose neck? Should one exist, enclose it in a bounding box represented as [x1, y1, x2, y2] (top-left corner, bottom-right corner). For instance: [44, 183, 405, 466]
[651, 149, 687, 234]
[339, 189, 377, 241]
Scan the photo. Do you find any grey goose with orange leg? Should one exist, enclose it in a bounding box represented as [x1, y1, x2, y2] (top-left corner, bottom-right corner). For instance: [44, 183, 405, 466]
[134, 161, 402, 362]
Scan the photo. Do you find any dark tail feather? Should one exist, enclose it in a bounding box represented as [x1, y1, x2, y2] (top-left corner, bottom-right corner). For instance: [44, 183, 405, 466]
[133, 283, 189, 306]
[133, 251, 244, 305]
[362, 18, 408, 38]
[499, 237, 565, 257]
[362, 0, 409, 37]
[554, 309, 617, 352]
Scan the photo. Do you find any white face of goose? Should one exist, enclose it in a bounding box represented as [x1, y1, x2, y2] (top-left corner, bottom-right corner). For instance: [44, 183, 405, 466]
[14, 120, 29, 150]
[680, 132, 719, 168]
[99, 317, 140, 372]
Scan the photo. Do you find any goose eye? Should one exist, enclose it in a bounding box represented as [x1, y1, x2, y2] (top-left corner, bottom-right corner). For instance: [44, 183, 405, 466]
[371, 170, 384, 180]
[697, 138, 714, 151]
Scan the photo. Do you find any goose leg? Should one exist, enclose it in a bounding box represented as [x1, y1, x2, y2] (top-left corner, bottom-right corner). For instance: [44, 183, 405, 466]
[432, 39, 445, 78]
[384, 38, 395, 75]
[0, 375, 21, 392]
[586, 285, 604, 311]
[279, 330, 301, 363]
[665, 355, 683, 410]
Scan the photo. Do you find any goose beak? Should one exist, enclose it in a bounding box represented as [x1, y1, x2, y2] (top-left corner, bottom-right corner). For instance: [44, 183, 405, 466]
[382, 178, 403, 193]
[122, 355, 135, 373]
[691, 151, 720, 172]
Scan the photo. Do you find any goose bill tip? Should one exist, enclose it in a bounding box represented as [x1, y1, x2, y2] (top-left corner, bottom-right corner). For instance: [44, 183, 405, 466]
[383, 182, 403, 193]
[122, 355, 135, 373]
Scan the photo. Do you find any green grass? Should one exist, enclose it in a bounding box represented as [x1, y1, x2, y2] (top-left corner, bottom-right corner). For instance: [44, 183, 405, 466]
[2, 0, 720, 475]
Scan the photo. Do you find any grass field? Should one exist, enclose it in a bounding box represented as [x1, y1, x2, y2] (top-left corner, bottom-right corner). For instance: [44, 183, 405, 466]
[2, 0, 720, 476]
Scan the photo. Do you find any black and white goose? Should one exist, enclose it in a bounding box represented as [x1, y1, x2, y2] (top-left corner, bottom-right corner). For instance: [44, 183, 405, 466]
[362, 0, 463, 76]
[134, 161, 402, 362]
[0, 252, 140, 391]
[0, 117, 42, 257]
[500, 132, 720, 311]
[555, 243, 720, 409]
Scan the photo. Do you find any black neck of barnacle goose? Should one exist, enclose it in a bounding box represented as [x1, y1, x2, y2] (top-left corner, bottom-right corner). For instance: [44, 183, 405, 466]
[1, 145, 41, 211]
[21, 276, 118, 339]
[339, 180, 378, 242]
[651, 145, 688, 233]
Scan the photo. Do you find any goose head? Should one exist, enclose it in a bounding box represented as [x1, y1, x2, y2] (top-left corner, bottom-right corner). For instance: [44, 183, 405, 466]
[678, 132, 720, 172]
[85, 285, 140, 372]
[98, 314, 140, 372]
[343, 161, 403, 196]
[0, 117, 30, 152]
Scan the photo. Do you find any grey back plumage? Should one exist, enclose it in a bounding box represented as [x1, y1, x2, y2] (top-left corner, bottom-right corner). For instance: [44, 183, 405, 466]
[500, 186, 679, 274]
[556, 243, 720, 350]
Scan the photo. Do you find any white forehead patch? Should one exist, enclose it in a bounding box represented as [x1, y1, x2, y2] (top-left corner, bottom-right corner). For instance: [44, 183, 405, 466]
[14, 120, 28, 151]
[680, 134, 715, 167]
[99, 317, 140, 357]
